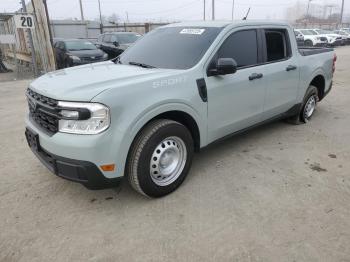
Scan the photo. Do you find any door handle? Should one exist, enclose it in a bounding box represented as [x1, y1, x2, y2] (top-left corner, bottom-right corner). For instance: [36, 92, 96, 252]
[286, 65, 297, 71]
[249, 73, 263, 81]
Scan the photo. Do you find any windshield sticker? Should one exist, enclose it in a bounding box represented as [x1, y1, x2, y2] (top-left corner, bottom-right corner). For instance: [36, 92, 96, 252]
[180, 28, 205, 35]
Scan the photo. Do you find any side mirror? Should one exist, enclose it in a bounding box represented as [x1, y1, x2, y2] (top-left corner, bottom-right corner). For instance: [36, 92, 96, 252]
[113, 41, 119, 47]
[208, 58, 237, 76]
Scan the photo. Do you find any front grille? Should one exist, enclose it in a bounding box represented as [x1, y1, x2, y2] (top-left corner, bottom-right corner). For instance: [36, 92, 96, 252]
[80, 55, 103, 63]
[27, 88, 58, 107]
[320, 37, 327, 41]
[336, 37, 342, 40]
[27, 89, 59, 135]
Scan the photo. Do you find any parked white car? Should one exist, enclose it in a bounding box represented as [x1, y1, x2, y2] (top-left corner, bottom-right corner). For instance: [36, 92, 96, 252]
[334, 30, 350, 45]
[340, 28, 350, 33]
[311, 29, 343, 46]
[294, 29, 327, 46]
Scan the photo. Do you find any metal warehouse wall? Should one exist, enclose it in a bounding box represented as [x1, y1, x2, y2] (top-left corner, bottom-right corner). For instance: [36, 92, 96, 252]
[50, 21, 88, 39]
[50, 20, 168, 40]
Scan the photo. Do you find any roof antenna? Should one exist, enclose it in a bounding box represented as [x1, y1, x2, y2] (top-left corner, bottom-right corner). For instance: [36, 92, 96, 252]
[242, 7, 251, 20]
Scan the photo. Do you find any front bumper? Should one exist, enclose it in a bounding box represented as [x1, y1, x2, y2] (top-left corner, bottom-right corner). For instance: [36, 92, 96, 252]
[328, 40, 342, 46]
[314, 42, 327, 47]
[25, 128, 121, 189]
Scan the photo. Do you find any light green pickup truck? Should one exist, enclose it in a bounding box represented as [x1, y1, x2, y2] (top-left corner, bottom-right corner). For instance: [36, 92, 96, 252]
[25, 21, 336, 197]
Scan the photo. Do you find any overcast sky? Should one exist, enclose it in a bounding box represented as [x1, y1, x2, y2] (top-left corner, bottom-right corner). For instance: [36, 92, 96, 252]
[1, 0, 349, 22]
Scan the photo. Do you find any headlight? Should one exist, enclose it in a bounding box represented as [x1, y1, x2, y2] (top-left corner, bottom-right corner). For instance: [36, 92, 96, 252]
[316, 37, 321, 40]
[58, 101, 110, 134]
[103, 53, 108, 59]
[69, 55, 81, 62]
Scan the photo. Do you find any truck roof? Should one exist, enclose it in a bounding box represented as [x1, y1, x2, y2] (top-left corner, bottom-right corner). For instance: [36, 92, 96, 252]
[163, 20, 291, 29]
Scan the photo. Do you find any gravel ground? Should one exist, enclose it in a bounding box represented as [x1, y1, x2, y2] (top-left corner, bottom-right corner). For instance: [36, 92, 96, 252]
[0, 46, 349, 262]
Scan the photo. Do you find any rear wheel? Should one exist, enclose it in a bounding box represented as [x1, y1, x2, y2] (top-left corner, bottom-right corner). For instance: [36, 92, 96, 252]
[288, 85, 318, 124]
[126, 119, 194, 198]
[64, 60, 71, 68]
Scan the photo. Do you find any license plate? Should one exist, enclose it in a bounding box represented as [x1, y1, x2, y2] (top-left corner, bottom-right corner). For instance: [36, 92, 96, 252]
[25, 128, 40, 152]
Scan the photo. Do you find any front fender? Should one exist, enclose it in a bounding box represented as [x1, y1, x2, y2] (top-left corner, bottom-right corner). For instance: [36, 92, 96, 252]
[111, 102, 206, 178]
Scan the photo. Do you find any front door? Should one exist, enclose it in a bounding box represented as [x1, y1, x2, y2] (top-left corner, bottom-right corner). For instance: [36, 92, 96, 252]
[205, 29, 267, 142]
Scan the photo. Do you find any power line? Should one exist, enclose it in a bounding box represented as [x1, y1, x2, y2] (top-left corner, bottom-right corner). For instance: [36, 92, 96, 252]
[217, 0, 292, 7]
[128, 0, 201, 15]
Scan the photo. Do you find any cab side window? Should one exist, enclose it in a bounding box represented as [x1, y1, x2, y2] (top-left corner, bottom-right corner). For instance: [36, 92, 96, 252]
[110, 35, 118, 43]
[103, 34, 111, 43]
[264, 29, 291, 62]
[97, 35, 103, 42]
[58, 41, 65, 50]
[217, 30, 258, 68]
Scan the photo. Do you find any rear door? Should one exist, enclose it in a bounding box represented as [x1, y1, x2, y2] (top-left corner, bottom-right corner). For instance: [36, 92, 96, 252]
[260, 28, 299, 119]
[205, 28, 267, 142]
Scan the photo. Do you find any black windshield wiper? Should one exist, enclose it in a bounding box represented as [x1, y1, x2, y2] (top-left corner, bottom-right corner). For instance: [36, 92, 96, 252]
[128, 61, 156, 68]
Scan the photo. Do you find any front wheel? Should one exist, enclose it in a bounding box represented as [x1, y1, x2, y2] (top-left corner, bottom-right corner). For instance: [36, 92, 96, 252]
[126, 119, 194, 198]
[304, 40, 313, 47]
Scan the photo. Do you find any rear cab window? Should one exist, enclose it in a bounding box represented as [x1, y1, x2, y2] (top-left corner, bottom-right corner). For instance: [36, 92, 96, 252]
[263, 29, 291, 62]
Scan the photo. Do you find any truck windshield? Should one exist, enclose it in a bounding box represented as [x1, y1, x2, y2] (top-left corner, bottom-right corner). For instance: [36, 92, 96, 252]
[119, 26, 223, 69]
[65, 40, 97, 51]
[117, 33, 141, 44]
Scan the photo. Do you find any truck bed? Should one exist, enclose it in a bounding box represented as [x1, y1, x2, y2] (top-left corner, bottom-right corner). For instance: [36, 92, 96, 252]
[299, 47, 334, 56]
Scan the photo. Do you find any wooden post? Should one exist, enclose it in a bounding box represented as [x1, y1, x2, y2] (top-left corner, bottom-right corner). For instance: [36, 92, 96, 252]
[31, 0, 56, 72]
[145, 23, 150, 33]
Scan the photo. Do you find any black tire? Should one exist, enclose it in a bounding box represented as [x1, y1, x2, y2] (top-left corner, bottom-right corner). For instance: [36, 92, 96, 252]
[126, 119, 194, 198]
[304, 40, 313, 47]
[288, 85, 318, 125]
[64, 60, 71, 68]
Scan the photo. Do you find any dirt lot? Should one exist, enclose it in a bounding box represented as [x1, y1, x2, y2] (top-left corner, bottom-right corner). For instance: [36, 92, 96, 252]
[1, 46, 350, 262]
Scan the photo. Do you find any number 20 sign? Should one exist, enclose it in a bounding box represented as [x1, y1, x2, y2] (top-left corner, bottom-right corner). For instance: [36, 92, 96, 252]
[14, 15, 35, 29]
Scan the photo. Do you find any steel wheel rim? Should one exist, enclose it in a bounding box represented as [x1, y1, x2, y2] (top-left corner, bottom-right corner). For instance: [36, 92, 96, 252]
[150, 136, 187, 186]
[304, 95, 316, 118]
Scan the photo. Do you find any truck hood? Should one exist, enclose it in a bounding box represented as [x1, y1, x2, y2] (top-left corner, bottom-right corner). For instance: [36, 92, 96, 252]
[29, 61, 181, 101]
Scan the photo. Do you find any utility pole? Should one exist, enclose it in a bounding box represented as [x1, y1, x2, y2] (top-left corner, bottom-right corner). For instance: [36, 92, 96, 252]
[231, 0, 235, 20]
[98, 0, 103, 33]
[126, 11, 129, 23]
[79, 0, 85, 21]
[43, 0, 53, 47]
[306, 0, 312, 21]
[340, 0, 345, 26]
[32, 0, 56, 72]
[212, 0, 215, 20]
[203, 0, 206, 20]
[20, 0, 38, 76]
